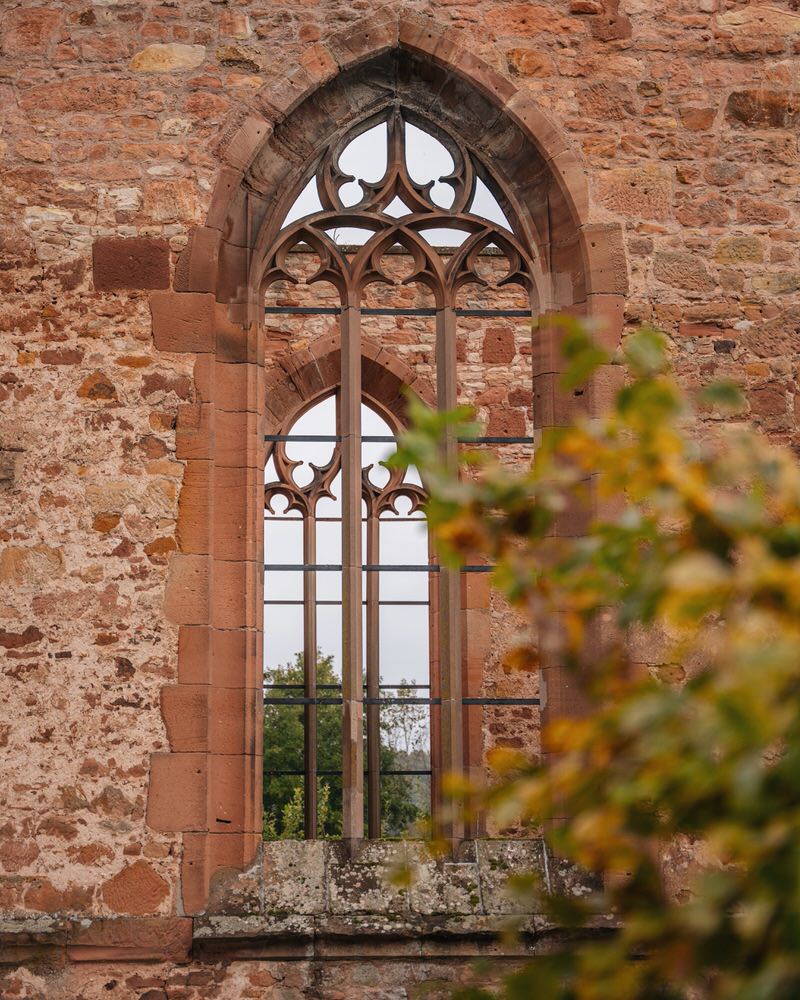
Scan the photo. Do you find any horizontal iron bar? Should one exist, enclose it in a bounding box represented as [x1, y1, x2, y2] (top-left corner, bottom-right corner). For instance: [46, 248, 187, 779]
[264, 434, 533, 443]
[263, 564, 492, 572]
[264, 683, 342, 690]
[263, 600, 430, 606]
[264, 696, 540, 706]
[264, 770, 432, 777]
[263, 684, 431, 690]
[264, 516, 427, 522]
[264, 306, 530, 318]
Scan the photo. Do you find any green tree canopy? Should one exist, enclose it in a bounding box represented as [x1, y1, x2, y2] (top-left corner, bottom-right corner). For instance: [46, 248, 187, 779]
[263, 653, 428, 839]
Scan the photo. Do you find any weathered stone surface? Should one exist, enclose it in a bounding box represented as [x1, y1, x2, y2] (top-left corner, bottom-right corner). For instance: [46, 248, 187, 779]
[486, 3, 581, 36]
[143, 180, 202, 224]
[717, 6, 800, 37]
[714, 236, 764, 265]
[597, 165, 672, 220]
[67, 917, 192, 961]
[0, 545, 63, 587]
[653, 252, 715, 293]
[726, 91, 800, 129]
[101, 861, 169, 916]
[1, 8, 62, 56]
[263, 841, 326, 915]
[20, 76, 138, 113]
[130, 44, 206, 73]
[92, 237, 171, 292]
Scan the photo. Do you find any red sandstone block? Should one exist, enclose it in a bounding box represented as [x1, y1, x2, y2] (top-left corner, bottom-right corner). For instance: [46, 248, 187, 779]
[66, 917, 192, 963]
[532, 317, 567, 378]
[93, 237, 170, 292]
[461, 572, 491, 611]
[100, 860, 169, 916]
[215, 241, 250, 307]
[208, 754, 249, 833]
[146, 753, 207, 832]
[175, 403, 212, 462]
[586, 293, 625, 351]
[178, 626, 261, 689]
[462, 608, 491, 668]
[503, 91, 570, 164]
[213, 465, 262, 562]
[176, 460, 212, 555]
[1, 8, 63, 57]
[582, 223, 629, 297]
[163, 553, 210, 625]
[208, 687, 259, 755]
[588, 364, 624, 418]
[161, 684, 208, 752]
[215, 299, 262, 364]
[219, 628, 261, 689]
[533, 373, 588, 428]
[206, 165, 245, 234]
[211, 559, 261, 630]
[328, 12, 397, 70]
[177, 625, 213, 686]
[551, 480, 593, 538]
[219, 113, 271, 171]
[150, 291, 215, 353]
[482, 325, 516, 364]
[486, 406, 526, 439]
[214, 361, 264, 413]
[214, 409, 265, 470]
[181, 832, 261, 915]
[193, 354, 213, 403]
[174, 225, 221, 294]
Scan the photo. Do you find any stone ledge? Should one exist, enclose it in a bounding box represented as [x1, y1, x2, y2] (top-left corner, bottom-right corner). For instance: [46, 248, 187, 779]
[0, 917, 192, 966]
[191, 911, 545, 960]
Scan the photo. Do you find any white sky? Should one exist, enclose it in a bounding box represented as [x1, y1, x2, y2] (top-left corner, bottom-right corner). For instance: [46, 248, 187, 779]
[264, 398, 430, 689]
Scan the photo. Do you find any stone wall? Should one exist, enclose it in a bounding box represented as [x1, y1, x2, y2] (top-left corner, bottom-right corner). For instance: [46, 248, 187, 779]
[1, 0, 798, 995]
[0, 840, 602, 998]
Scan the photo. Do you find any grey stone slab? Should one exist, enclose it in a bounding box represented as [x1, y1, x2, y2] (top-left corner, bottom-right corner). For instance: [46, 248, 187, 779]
[262, 840, 327, 914]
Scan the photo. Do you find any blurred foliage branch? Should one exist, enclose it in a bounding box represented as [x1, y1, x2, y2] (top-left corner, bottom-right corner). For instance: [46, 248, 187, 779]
[393, 319, 800, 999]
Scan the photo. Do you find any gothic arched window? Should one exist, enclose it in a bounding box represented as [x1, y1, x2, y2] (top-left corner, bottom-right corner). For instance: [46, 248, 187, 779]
[261, 107, 537, 842]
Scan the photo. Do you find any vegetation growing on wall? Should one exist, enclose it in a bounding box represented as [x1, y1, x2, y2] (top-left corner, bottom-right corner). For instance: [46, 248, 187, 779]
[397, 321, 800, 999]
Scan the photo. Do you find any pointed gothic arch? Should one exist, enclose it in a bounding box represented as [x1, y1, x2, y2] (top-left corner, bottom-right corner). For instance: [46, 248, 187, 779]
[147, 10, 628, 914]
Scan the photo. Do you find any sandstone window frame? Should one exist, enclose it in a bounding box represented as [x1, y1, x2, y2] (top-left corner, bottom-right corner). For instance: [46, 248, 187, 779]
[147, 15, 628, 915]
[259, 106, 539, 843]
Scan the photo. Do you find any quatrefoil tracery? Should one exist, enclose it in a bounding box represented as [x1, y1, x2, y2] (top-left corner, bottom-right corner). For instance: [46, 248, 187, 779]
[261, 108, 537, 306]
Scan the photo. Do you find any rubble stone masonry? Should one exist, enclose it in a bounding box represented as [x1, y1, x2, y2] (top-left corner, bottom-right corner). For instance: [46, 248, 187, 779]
[0, 1, 798, 996]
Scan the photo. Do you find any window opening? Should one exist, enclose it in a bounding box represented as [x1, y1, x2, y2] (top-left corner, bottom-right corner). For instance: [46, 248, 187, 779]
[262, 106, 539, 843]
[264, 396, 430, 839]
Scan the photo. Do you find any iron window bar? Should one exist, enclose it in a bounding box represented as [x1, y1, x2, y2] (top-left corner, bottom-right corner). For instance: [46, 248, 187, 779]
[265, 433, 534, 444]
[263, 564, 493, 572]
[264, 306, 531, 318]
[263, 599, 429, 606]
[264, 769, 433, 777]
[264, 683, 432, 689]
[288, 699, 535, 706]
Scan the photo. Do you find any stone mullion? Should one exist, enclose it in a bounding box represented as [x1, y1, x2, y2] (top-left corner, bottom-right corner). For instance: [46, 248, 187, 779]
[340, 302, 365, 844]
[436, 304, 464, 846]
[303, 511, 318, 839]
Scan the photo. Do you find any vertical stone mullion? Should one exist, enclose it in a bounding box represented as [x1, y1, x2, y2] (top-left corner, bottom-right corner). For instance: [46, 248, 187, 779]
[436, 304, 464, 844]
[340, 303, 364, 843]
